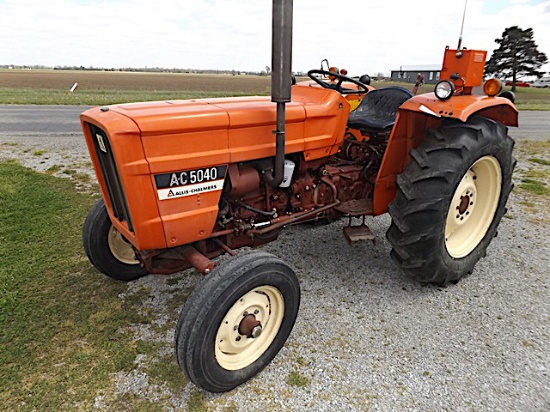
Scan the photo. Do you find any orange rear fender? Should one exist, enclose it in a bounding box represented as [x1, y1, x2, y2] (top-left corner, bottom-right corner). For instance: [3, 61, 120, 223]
[373, 94, 518, 215]
[401, 93, 518, 126]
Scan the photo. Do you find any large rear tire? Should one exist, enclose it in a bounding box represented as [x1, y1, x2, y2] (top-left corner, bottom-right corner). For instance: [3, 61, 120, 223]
[387, 116, 515, 285]
[175, 251, 300, 392]
[82, 199, 148, 281]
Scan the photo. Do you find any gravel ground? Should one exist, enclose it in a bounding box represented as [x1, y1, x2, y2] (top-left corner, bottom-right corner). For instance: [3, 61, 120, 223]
[0, 124, 548, 411]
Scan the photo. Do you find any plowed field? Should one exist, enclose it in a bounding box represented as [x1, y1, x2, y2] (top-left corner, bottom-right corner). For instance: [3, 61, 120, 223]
[0, 70, 271, 93]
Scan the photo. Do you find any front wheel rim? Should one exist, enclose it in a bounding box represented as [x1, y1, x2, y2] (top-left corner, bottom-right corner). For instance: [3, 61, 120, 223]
[215, 286, 284, 371]
[445, 155, 502, 258]
[107, 226, 139, 265]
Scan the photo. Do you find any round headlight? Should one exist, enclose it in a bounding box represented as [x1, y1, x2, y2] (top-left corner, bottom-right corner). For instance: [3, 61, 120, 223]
[434, 80, 455, 100]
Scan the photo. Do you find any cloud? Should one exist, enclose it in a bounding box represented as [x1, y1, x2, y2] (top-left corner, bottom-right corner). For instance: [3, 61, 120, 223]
[0, 0, 549, 75]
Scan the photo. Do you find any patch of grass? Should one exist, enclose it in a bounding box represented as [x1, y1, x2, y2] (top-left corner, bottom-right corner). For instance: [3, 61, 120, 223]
[528, 216, 550, 226]
[529, 157, 550, 166]
[500, 85, 550, 110]
[0, 88, 262, 106]
[519, 178, 549, 195]
[517, 139, 550, 155]
[165, 286, 194, 315]
[73, 172, 91, 182]
[32, 149, 47, 156]
[46, 164, 62, 173]
[286, 370, 310, 388]
[0, 161, 152, 410]
[166, 277, 181, 286]
[524, 169, 550, 179]
[187, 390, 209, 412]
[120, 286, 155, 324]
[101, 393, 165, 412]
[520, 200, 536, 208]
[296, 356, 309, 367]
[147, 354, 189, 394]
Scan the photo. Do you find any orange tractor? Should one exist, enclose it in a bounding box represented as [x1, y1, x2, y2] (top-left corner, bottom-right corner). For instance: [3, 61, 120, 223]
[81, 0, 517, 392]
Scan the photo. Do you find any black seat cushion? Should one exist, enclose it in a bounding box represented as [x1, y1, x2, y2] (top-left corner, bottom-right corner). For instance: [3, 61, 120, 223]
[347, 86, 413, 131]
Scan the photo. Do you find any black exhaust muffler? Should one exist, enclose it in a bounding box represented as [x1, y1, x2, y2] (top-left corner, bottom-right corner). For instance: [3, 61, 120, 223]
[265, 0, 293, 187]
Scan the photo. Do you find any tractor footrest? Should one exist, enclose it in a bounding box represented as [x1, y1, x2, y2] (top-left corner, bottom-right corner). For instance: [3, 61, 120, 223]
[334, 199, 373, 217]
[343, 224, 375, 245]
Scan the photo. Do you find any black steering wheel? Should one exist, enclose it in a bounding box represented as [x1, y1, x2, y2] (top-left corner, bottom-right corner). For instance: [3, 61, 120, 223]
[307, 69, 369, 95]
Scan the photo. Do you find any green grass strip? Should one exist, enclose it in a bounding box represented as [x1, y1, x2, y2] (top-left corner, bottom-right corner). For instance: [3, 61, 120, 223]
[0, 88, 261, 105]
[0, 161, 153, 410]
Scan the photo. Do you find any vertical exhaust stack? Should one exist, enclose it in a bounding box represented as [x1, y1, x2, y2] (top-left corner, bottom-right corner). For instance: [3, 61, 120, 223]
[265, 0, 293, 187]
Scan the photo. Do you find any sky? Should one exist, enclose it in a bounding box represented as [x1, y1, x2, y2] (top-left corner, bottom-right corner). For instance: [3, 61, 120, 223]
[1, 0, 549, 76]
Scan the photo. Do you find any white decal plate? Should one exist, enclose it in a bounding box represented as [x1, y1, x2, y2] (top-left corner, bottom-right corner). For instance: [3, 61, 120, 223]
[157, 179, 224, 200]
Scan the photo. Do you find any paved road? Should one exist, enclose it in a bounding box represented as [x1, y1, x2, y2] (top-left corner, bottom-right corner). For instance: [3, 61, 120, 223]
[0, 105, 91, 136]
[509, 110, 550, 141]
[0, 105, 92, 154]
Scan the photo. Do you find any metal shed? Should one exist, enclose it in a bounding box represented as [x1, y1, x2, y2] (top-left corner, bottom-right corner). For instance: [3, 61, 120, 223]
[390, 65, 441, 84]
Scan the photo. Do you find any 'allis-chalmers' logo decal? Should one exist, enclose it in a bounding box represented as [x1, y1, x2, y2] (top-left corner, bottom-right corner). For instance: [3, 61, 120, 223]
[96, 133, 107, 153]
[154, 166, 227, 201]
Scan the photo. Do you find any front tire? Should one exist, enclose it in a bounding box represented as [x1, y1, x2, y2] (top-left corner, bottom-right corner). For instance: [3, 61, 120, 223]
[82, 199, 148, 281]
[175, 251, 300, 392]
[387, 116, 515, 285]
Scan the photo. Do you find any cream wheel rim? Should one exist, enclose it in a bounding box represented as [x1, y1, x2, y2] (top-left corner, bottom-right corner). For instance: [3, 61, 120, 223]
[215, 286, 284, 371]
[107, 226, 139, 265]
[445, 155, 502, 258]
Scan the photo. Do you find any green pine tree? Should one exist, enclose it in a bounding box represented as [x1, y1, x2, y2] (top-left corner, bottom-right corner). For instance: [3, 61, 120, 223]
[485, 26, 548, 91]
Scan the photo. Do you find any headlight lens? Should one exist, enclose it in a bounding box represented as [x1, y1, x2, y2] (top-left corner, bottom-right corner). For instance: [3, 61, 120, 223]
[434, 80, 455, 100]
[483, 78, 503, 97]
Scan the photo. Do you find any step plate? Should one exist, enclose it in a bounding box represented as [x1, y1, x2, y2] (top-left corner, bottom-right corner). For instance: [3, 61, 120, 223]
[334, 199, 373, 217]
[343, 225, 376, 244]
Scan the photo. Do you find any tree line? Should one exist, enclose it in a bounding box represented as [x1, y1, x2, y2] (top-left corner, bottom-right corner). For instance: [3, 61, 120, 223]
[0, 65, 272, 76]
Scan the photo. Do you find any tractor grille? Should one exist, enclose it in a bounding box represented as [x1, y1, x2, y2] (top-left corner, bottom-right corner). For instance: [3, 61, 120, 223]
[88, 123, 134, 232]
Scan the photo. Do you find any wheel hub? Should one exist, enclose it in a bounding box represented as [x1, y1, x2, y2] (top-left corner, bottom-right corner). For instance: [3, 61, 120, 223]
[215, 286, 284, 371]
[458, 195, 471, 215]
[449, 171, 477, 227]
[238, 314, 262, 338]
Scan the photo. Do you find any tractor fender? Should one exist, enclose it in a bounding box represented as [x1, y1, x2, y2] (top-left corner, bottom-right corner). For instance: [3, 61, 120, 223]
[372, 93, 518, 216]
[401, 93, 518, 127]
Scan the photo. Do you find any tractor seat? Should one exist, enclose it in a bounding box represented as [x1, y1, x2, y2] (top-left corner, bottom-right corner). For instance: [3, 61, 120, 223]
[347, 86, 413, 132]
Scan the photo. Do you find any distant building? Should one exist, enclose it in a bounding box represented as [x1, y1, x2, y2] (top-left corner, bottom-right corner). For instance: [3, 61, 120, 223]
[390, 65, 441, 84]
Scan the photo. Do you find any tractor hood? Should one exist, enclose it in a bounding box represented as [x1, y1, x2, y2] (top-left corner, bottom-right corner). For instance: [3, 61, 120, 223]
[80, 85, 350, 171]
[103, 95, 308, 136]
[81, 86, 349, 167]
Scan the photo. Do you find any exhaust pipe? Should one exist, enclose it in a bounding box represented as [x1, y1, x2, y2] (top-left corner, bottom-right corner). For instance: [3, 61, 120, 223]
[265, 0, 293, 187]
